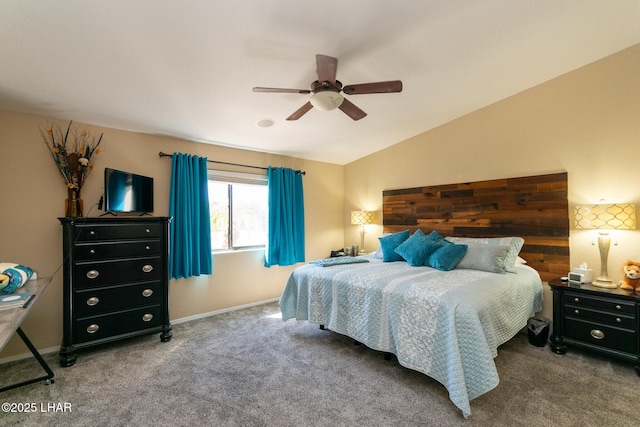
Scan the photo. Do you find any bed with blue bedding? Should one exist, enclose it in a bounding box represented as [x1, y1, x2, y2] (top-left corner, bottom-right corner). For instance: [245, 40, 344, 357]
[279, 254, 543, 418]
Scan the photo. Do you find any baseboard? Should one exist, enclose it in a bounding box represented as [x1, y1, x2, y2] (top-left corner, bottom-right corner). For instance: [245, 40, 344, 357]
[0, 345, 60, 365]
[0, 297, 280, 366]
[171, 297, 280, 325]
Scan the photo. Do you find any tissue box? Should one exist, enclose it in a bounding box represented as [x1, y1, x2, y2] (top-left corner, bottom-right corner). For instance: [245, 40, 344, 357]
[568, 268, 593, 284]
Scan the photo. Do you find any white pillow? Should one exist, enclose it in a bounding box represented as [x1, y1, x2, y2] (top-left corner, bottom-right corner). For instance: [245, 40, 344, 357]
[455, 244, 511, 274]
[445, 236, 524, 273]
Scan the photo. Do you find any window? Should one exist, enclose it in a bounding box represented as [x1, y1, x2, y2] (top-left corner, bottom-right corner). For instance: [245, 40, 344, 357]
[208, 170, 268, 251]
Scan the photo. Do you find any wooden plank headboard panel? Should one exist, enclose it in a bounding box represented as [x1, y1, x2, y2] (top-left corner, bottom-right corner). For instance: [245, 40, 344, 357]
[382, 172, 569, 282]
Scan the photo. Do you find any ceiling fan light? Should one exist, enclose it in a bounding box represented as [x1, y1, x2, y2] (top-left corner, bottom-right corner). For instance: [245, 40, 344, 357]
[310, 91, 344, 111]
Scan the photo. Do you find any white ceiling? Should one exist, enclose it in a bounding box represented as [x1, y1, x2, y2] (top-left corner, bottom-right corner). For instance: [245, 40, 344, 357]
[1, 1, 639, 165]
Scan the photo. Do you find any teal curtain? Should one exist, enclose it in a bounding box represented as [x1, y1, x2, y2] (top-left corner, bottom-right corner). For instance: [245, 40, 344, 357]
[264, 167, 305, 267]
[169, 153, 212, 279]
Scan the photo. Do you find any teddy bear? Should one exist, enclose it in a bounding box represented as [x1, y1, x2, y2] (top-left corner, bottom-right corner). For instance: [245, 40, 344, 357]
[619, 260, 640, 292]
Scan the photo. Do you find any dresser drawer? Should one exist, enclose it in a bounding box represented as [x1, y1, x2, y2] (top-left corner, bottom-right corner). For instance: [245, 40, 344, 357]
[564, 317, 637, 354]
[74, 282, 162, 316]
[564, 291, 635, 316]
[564, 304, 636, 329]
[74, 240, 161, 261]
[75, 305, 162, 344]
[75, 223, 162, 242]
[74, 257, 162, 288]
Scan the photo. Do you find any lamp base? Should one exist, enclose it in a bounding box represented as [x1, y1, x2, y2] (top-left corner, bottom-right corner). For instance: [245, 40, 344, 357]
[591, 279, 618, 289]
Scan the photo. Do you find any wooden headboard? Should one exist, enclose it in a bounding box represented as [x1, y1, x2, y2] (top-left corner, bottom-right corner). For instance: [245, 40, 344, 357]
[382, 172, 569, 282]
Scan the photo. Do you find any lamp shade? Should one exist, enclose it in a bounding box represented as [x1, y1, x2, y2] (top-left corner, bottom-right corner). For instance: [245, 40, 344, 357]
[310, 91, 344, 111]
[574, 203, 636, 230]
[351, 210, 375, 225]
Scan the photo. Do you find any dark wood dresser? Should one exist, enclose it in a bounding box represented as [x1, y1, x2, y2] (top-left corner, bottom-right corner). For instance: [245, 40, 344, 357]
[59, 217, 172, 367]
[548, 277, 639, 375]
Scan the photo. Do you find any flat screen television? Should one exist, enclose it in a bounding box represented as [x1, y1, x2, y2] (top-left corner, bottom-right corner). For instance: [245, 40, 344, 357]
[104, 168, 154, 214]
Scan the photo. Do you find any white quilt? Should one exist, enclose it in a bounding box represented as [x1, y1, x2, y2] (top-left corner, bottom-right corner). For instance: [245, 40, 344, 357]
[279, 256, 543, 418]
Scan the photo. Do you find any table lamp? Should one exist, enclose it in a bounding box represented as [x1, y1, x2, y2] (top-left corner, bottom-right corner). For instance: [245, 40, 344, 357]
[574, 203, 636, 288]
[351, 210, 375, 254]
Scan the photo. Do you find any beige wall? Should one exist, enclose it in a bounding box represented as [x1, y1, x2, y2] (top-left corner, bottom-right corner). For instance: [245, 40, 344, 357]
[344, 44, 640, 319]
[0, 111, 344, 358]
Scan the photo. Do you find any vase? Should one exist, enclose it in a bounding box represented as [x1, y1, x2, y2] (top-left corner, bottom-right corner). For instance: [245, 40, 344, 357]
[65, 189, 83, 217]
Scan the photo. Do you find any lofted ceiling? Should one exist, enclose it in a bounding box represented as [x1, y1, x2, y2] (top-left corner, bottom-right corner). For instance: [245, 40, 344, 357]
[1, 1, 639, 165]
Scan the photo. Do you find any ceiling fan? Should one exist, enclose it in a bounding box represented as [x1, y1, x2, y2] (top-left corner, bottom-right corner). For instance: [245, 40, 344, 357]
[253, 54, 402, 121]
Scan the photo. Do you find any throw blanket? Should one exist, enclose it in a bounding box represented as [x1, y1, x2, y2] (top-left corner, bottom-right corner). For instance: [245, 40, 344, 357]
[308, 257, 369, 267]
[279, 256, 542, 418]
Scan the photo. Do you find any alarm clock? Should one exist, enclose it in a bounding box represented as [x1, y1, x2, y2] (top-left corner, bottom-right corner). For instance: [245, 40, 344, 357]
[568, 268, 593, 284]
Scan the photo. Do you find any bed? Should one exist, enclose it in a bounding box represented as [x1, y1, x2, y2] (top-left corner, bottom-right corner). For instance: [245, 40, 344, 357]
[279, 173, 569, 418]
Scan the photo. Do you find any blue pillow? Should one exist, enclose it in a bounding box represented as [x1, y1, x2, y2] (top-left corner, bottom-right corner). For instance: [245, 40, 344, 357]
[425, 230, 446, 243]
[427, 243, 468, 271]
[378, 229, 410, 262]
[394, 230, 441, 266]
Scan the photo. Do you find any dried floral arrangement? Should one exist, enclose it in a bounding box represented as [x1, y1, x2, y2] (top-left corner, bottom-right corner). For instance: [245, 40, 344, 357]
[41, 120, 103, 192]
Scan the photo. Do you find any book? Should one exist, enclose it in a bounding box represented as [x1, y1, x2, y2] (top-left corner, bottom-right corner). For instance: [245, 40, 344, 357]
[0, 291, 33, 310]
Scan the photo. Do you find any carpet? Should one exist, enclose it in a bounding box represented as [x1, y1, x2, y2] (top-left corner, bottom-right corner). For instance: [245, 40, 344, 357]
[1, 302, 638, 426]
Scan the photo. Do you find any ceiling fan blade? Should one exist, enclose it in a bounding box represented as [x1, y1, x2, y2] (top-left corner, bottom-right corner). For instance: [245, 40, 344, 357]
[316, 54, 338, 84]
[338, 98, 367, 121]
[253, 87, 311, 94]
[342, 80, 403, 95]
[286, 102, 313, 121]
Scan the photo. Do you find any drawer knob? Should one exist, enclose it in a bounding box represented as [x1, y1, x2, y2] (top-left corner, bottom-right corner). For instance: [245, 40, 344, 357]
[142, 264, 154, 273]
[145, 228, 150, 233]
[590, 329, 605, 340]
[87, 324, 100, 334]
[616, 318, 622, 323]
[89, 231, 96, 236]
[616, 305, 621, 310]
[142, 289, 154, 297]
[574, 297, 579, 303]
[142, 313, 154, 322]
[89, 249, 96, 255]
[86, 270, 100, 279]
[145, 245, 151, 250]
[574, 309, 579, 314]
[86, 297, 99, 306]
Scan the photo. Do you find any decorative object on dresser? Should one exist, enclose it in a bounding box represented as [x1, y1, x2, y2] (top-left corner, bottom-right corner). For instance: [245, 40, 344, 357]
[548, 277, 640, 376]
[41, 120, 103, 218]
[574, 202, 636, 288]
[620, 260, 640, 292]
[350, 210, 375, 254]
[58, 217, 172, 367]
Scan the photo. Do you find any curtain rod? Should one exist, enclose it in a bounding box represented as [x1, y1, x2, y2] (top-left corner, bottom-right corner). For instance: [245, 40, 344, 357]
[158, 152, 305, 175]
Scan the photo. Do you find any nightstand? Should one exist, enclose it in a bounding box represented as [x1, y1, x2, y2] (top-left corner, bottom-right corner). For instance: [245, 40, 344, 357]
[548, 277, 640, 376]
